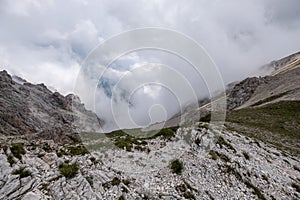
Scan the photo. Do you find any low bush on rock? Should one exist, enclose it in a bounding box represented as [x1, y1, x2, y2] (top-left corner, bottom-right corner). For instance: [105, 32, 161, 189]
[170, 159, 184, 175]
[10, 143, 25, 159]
[12, 167, 31, 178]
[59, 163, 79, 179]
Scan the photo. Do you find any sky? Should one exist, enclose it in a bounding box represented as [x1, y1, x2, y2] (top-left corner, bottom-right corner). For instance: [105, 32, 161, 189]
[1, 0, 300, 131]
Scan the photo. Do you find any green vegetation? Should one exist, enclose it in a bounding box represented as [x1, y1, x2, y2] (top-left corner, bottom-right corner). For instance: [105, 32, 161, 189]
[122, 179, 130, 185]
[242, 151, 250, 160]
[261, 174, 269, 183]
[111, 177, 121, 186]
[10, 143, 26, 159]
[67, 145, 89, 155]
[199, 114, 211, 122]
[118, 195, 126, 200]
[39, 182, 50, 191]
[216, 152, 230, 163]
[209, 150, 218, 160]
[107, 127, 178, 152]
[183, 191, 196, 199]
[59, 163, 79, 179]
[7, 154, 15, 166]
[291, 183, 300, 193]
[56, 144, 89, 157]
[12, 167, 31, 178]
[250, 91, 290, 107]
[85, 176, 93, 187]
[170, 159, 184, 175]
[226, 101, 300, 155]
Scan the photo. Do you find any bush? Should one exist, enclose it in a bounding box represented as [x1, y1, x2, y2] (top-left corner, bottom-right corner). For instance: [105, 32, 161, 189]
[170, 159, 184, 175]
[12, 168, 31, 178]
[7, 154, 15, 166]
[85, 176, 93, 187]
[59, 163, 79, 179]
[111, 177, 121, 186]
[209, 150, 218, 160]
[242, 151, 250, 160]
[10, 143, 26, 159]
[68, 145, 89, 156]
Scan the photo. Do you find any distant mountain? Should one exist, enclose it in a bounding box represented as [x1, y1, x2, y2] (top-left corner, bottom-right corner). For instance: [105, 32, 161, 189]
[0, 70, 102, 144]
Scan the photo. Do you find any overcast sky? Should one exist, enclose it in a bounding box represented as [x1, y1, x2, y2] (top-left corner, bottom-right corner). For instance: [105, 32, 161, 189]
[1, 0, 300, 130]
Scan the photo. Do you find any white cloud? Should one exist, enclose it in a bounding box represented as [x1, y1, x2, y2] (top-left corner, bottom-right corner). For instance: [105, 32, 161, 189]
[0, 0, 299, 131]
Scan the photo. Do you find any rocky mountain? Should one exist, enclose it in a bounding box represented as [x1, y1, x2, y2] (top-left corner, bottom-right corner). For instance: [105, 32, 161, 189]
[0, 70, 102, 144]
[0, 51, 300, 200]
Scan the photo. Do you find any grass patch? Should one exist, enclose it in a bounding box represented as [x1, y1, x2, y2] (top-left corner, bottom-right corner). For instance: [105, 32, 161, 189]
[12, 167, 31, 179]
[250, 91, 290, 107]
[170, 159, 184, 175]
[10, 143, 25, 159]
[108, 127, 178, 152]
[226, 101, 300, 155]
[67, 145, 89, 156]
[59, 163, 79, 179]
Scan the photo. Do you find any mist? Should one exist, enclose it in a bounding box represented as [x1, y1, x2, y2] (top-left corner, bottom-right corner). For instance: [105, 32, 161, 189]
[1, 0, 300, 131]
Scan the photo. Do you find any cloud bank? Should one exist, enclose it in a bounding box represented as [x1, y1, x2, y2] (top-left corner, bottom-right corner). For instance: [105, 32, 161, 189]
[1, 0, 300, 131]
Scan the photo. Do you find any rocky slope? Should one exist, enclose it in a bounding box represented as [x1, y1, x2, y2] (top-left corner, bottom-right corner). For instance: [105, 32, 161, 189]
[0, 51, 300, 200]
[0, 70, 102, 144]
[0, 122, 299, 200]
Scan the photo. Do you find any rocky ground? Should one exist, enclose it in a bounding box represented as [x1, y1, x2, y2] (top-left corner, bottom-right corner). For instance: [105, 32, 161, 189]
[0, 123, 299, 200]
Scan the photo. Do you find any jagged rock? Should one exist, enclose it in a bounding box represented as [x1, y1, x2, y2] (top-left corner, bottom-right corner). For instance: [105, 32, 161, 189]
[0, 70, 102, 144]
[226, 76, 270, 110]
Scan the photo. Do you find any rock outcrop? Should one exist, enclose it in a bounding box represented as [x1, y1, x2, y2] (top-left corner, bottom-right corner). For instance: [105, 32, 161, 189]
[0, 70, 102, 144]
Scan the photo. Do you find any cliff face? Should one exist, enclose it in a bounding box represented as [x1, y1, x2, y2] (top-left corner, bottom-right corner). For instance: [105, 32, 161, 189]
[226, 76, 270, 110]
[0, 70, 101, 144]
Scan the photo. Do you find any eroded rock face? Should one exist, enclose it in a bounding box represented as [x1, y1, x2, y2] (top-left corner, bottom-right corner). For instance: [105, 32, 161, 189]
[0, 70, 101, 144]
[226, 76, 270, 110]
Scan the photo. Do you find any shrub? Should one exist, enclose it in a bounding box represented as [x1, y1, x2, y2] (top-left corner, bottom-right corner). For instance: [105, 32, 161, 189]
[85, 176, 93, 187]
[12, 168, 31, 178]
[183, 191, 196, 199]
[10, 143, 25, 159]
[111, 177, 121, 186]
[7, 154, 15, 166]
[242, 151, 250, 160]
[68, 145, 89, 156]
[59, 163, 79, 179]
[209, 150, 218, 160]
[170, 159, 184, 175]
[292, 183, 300, 193]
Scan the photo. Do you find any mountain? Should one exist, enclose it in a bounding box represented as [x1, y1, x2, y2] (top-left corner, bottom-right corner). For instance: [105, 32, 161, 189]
[0, 52, 299, 200]
[0, 70, 102, 144]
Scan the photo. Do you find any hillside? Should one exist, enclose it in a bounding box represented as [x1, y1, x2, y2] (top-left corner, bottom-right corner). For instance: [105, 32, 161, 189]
[0, 52, 300, 199]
